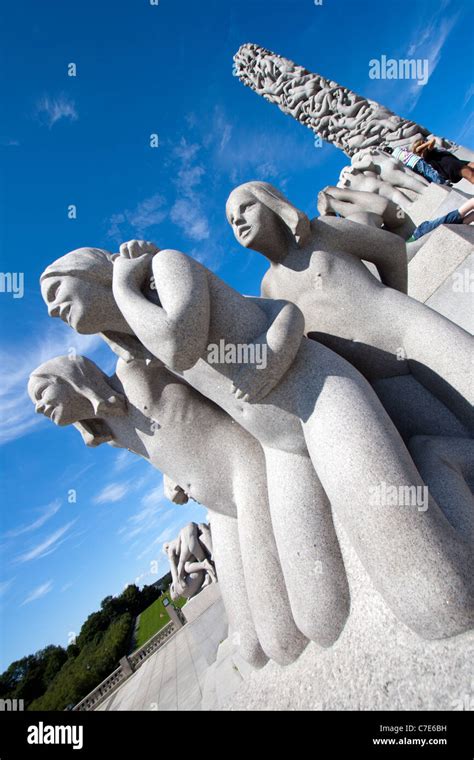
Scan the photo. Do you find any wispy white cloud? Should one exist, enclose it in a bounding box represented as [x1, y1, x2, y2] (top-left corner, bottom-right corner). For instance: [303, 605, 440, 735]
[462, 84, 474, 109]
[15, 521, 77, 564]
[0, 579, 15, 597]
[140, 484, 164, 509]
[404, 13, 458, 111]
[106, 193, 167, 242]
[117, 479, 167, 542]
[2, 499, 61, 539]
[93, 481, 131, 504]
[170, 198, 210, 241]
[455, 116, 474, 146]
[170, 137, 210, 240]
[36, 94, 78, 129]
[0, 328, 102, 446]
[205, 106, 328, 187]
[114, 450, 139, 473]
[135, 535, 162, 561]
[170, 138, 210, 241]
[21, 580, 53, 606]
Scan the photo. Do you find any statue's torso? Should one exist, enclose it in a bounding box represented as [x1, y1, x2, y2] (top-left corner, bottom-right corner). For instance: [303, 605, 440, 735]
[262, 246, 408, 380]
[112, 360, 250, 514]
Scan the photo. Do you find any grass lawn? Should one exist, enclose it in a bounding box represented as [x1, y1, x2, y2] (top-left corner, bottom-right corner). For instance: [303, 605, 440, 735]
[134, 592, 187, 650]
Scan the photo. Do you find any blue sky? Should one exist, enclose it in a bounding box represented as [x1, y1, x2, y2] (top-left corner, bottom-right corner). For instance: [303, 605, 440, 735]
[0, 0, 472, 671]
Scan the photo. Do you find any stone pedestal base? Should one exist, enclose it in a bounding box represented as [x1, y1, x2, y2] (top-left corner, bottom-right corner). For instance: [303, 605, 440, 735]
[220, 521, 473, 711]
[182, 582, 222, 624]
[408, 225, 474, 334]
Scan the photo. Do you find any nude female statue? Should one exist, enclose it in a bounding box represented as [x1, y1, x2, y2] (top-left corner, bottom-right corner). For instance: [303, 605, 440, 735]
[28, 352, 349, 663]
[226, 182, 473, 433]
[40, 245, 474, 639]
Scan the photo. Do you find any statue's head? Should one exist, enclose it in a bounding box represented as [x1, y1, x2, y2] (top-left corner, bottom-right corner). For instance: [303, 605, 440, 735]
[40, 248, 121, 335]
[226, 181, 311, 259]
[41, 248, 153, 362]
[28, 355, 126, 446]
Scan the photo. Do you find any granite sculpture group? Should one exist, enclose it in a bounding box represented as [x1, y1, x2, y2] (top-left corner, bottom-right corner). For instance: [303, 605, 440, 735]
[162, 520, 216, 601]
[28, 44, 474, 675]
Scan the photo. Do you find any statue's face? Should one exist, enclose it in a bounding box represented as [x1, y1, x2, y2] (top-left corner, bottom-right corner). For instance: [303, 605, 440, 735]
[41, 275, 110, 334]
[227, 190, 278, 251]
[28, 375, 92, 426]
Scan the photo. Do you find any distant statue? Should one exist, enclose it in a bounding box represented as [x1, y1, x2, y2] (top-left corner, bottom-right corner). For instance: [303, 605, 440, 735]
[163, 522, 216, 600]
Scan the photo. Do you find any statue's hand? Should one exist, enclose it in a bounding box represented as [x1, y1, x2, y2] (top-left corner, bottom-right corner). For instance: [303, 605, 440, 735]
[113, 252, 153, 291]
[231, 363, 278, 404]
[119, 240, 159, 259]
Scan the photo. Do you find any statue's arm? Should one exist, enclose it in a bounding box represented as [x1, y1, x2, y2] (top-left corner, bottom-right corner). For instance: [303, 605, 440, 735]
[231, 297, 305, 402]
[113, 249, 211, 371]
[322, 217, 407, 293]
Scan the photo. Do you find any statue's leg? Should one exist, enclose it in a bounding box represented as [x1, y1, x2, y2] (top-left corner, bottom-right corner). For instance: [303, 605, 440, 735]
[263, 447, 350, 647]
[299, 370, 474, 639]
[393, 292, 474, 428]
[408, 435, 474, 542]
[168, 550, 181, 592]
[184, 558, 217, 582]
[186, 525, 208, 563]
[232, 469, 309, 665]
[209, 512, 268, 669]
[371, 374, 471, 444]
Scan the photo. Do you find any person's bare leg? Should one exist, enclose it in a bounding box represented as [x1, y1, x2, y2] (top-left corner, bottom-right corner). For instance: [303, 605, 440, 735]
[459, 198, 474, 217]
[460, 166, 474, 184]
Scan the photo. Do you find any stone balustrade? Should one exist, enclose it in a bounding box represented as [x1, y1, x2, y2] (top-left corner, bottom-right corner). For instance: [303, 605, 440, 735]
[73, 621, 177, 711]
